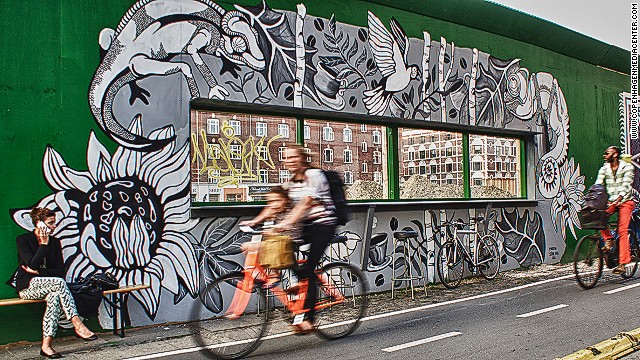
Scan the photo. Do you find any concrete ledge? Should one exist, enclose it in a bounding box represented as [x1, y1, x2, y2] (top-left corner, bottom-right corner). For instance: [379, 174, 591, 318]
[557, 328, 640, 359]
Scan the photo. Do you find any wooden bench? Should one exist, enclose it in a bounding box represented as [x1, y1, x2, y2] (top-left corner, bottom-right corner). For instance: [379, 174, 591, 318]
[0, 284, 150, 338]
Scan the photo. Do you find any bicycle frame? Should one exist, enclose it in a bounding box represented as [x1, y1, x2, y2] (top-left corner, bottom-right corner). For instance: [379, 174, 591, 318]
[449, 220, 486, 273]
[225, 247, 346, 319]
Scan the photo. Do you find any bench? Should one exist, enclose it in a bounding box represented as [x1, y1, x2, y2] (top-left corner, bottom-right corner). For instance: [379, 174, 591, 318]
[0, 284, 150, 338]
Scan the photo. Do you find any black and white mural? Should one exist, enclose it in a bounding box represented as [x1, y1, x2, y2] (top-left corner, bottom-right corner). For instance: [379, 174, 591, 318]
[9, 0, 587, 326]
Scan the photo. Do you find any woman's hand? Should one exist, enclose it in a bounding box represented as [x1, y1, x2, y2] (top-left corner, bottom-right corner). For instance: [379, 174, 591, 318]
[34, 227, 50, 245]
[239, 220, 257, 228]
[21, 265, 39, 275]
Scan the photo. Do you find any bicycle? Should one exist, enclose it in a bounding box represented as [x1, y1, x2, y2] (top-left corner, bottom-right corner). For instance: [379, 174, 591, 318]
[436, 216, 501, 289]
[189, 227, 369, 359]
[573, 211, 640, 289]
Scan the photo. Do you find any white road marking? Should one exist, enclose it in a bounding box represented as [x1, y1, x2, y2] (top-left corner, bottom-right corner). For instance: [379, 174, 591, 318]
[382, 332, 462, 352]
[603, 282, 640, 294]
[122, 273, 575, 360]
[516, 304, 568, 318]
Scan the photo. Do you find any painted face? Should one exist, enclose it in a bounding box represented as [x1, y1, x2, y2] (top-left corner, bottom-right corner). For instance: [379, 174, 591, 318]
[603, 148, 618, 163]
[284, 148, 304, 174]
[266, 193, 287, 213]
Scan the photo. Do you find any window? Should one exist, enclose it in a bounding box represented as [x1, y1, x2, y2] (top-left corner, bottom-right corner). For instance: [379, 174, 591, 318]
[191, 110, 296, 203]
[278, 146, 287, 161]
[208, 170, 220, 183]
[344, 171, 353, 184]
[323, 126, 334, 141]
[469, 134, 521, 198]
[258, 170, 268, 183]
[399, 129, 463, 199]
[306, 119, 388, 200]
[207, 118, 219, 134]
[360, 124, 367, 132]
[343, 127, 352, 142]
[229, 120, 241, 136]
[373, 151, 382, 164]
[324, 148, 333, 163]
[279, 170, 290, 183]
[372, 130, 382, 144]
[278, 123, 289, 138]
[207, 144, 220, 159]
[343, 148, 353, 163]
[230, 144, 241, 160]
[256, 122, 267, 137]
[304, 125, 311, 140]
[374, 171, 382, 184]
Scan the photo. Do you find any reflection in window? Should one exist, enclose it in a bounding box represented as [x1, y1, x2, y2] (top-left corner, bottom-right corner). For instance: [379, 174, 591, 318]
[324, 148, 333, 163]
[279, 170, 290, 183]
[305, 119, 388, 200]
[343, 127, 352, 142]
[191, 110, 295, 202]
[344, 148, 353, 163]
[469, 134, 521, 198]
[256, 122, 267, 137]
[304, 125, 311, 139]
[207, 118, 219, 134]
[278, 146, 287, 161]
[372, 130, 382, 144]
[399, 129, 463, 199]
[278, 123, 289, 138]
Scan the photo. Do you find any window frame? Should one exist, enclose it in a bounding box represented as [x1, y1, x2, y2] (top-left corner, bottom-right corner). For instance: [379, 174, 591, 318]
[190, 101, 530, 206]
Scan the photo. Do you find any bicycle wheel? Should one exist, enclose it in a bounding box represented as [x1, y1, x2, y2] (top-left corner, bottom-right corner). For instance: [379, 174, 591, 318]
[189, 272, 269, 359]
[436, 241, 464, 289]
[314, 262, 369, 340]
[573, 234, 603, 289]
[478, 235, 500, 280]
[622, 231, 640, 278]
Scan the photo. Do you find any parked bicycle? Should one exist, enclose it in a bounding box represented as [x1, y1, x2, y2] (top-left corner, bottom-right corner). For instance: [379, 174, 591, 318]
[436, 216, 500, 289]
[189, 227, 369, 359]
[573, 211, 640, 289]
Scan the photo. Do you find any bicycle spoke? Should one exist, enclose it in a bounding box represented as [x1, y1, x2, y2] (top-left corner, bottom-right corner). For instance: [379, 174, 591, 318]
[573, 235, 603, 289]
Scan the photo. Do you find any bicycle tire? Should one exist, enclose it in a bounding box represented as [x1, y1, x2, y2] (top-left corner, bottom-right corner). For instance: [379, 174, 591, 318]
[436, 241, 464, 289]
[314, 262, 369, 340]
[573, 234, 603, 289]
[622, 231, 640, 278]
[189, 272, 269, 360]
[478, 235, 500, 280]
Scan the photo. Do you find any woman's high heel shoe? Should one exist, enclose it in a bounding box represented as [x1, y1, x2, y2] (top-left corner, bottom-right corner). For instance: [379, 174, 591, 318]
[40, 349, 63, 358]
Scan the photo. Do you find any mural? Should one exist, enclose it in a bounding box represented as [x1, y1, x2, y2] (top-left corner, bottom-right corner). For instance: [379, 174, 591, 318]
[8, 0, 589, 325]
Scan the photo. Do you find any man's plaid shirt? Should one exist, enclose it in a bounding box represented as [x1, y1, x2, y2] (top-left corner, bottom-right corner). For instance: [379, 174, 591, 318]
[595, 160, 635, 202]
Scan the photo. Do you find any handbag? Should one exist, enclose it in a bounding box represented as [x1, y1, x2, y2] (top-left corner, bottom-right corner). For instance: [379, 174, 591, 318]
[77, 271, 119, 291]
[259, 234, 295, 270]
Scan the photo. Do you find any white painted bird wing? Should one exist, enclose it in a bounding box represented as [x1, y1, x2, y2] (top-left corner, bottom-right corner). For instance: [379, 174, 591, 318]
[389, 18, 409, 62]
[367, 11, 397, 78]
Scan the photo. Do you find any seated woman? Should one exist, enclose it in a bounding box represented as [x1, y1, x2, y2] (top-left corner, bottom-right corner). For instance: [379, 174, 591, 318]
[15, 207, 97, 358]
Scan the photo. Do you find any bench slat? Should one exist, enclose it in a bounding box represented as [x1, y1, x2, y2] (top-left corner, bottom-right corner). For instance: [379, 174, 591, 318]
[0, 284, 150, 306]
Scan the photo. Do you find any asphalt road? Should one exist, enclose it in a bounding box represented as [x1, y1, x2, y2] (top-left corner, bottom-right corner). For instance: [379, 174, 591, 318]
[134, 272, 640, 360]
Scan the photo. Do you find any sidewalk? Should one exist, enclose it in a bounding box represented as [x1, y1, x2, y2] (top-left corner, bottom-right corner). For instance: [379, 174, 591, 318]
[0, 264, 635, 360]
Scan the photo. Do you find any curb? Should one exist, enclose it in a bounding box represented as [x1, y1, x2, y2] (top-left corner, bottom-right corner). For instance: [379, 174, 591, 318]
[557, 328, 640, 359]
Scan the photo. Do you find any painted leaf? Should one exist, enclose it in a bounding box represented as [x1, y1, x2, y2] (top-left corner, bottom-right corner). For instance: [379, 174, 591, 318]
[496, 208, 545, 267]
[474, 56, 520, 128]
[202, 218, 237, 247]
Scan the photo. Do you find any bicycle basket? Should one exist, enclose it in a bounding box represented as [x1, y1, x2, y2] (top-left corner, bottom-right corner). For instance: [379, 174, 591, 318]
[578, 209, 609, 230]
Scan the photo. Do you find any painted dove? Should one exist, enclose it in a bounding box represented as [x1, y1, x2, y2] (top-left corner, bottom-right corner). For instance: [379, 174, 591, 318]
[363, 11, 421, 116]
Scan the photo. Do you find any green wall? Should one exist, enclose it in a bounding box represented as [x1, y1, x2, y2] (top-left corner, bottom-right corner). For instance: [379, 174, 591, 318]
[0, 0, 629, 344]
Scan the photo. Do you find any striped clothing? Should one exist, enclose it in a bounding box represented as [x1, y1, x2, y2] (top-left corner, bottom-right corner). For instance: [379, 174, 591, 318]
[284, 168, 337, 226]
[595, 160, 635, 202]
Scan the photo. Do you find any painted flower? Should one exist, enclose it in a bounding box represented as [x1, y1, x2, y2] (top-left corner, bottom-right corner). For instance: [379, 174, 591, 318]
[11, 119, 198, 318]
[551, 157, 585, 240]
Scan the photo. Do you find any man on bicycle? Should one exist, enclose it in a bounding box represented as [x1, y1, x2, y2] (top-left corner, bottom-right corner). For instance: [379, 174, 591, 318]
[596, 146, 636, 274]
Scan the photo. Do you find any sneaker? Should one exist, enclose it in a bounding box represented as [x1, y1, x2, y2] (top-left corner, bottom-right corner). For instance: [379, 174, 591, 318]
[612, 264, 626, 275]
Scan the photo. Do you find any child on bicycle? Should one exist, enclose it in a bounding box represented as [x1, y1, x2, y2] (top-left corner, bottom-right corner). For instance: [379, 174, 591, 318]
[240, 186, 297, 287]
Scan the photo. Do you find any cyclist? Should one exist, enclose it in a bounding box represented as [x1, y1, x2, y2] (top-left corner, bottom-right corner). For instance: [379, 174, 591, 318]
[596, 146, 636, 274]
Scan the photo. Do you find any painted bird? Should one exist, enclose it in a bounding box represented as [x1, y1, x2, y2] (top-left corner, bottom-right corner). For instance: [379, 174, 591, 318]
[364, 11, 421, 116]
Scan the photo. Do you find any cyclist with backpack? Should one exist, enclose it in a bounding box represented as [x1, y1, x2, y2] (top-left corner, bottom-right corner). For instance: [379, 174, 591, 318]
[276, 144, 338, 334]
[596, 146, 636, 274]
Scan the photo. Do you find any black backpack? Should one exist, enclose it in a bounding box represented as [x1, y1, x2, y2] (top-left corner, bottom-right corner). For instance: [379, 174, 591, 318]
[322, 170, 350, 226]
[583, 184, 608, 210]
